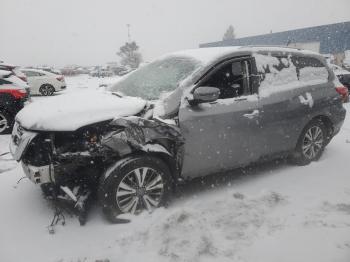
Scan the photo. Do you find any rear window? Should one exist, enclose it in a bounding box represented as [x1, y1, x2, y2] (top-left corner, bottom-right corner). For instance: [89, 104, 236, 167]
[291, 56, 329, 84]
[254, 53, 329, 97]
[23, 71, 43, 77]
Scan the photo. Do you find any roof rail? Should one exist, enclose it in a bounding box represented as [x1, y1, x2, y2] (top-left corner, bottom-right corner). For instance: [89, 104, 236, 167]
[239, 45, 303, 51]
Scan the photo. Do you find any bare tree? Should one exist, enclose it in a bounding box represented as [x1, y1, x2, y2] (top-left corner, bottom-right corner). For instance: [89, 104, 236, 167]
[117, 41, 142, 69]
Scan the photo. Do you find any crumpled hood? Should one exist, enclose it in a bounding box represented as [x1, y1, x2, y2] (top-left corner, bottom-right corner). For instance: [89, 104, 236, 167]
[16, 91, 147, 131]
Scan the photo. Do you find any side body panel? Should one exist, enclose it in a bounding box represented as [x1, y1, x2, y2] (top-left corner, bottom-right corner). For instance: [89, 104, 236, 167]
[258, 83, 336, 156]
[179, 97, 261, 179]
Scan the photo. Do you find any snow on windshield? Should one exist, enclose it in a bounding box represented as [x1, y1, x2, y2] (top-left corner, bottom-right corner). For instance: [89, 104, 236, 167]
[254, 53, 329, 97]
[110, 56, 202, 100]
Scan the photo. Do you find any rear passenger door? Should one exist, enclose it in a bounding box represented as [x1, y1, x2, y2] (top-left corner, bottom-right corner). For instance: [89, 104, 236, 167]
[256, 53, 330, 157]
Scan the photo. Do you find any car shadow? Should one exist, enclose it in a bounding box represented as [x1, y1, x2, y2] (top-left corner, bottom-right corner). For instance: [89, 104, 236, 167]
[174, 158, 290, 200]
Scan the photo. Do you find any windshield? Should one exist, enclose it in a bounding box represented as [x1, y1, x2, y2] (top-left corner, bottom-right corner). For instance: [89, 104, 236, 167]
[110, 56, 201, 100]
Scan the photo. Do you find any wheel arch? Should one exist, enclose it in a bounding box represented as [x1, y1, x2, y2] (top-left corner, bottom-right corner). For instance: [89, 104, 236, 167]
[294, 114, 334, 151]
[310, 115, 334, 141]
[101, 149, 179, 185]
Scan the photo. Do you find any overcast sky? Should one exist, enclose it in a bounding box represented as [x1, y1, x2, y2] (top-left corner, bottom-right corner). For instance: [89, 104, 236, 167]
[1, 0, 349, 67]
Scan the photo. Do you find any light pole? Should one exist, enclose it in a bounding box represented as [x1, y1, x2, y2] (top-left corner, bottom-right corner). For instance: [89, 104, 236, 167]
[126, 24, 131, 42]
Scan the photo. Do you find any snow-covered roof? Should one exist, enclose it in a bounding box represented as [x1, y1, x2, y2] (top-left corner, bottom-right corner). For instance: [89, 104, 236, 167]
[21, 68, 56, 76]
[0, 69, 12, 77]
[164, 46, 321, 67]
[167, 47, 242, 65]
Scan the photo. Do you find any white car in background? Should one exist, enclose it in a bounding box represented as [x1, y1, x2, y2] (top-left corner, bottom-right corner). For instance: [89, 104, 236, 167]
[21, 68, 66, 96]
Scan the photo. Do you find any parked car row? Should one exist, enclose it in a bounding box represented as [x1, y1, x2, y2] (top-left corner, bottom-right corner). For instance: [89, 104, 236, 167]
[20, 68, 66, 96]
[0, 69, 29, 134]
[8, 46, 348, 224]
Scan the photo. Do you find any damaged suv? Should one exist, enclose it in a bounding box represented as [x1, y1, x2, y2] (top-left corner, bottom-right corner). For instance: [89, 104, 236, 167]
[10, 46, 346, 223]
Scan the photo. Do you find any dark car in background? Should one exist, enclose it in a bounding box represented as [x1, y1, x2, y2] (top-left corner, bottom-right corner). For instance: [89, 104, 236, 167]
[334, 66, 350, 91]
[0, 70, 29, 134]
[10, 46, 347, 223]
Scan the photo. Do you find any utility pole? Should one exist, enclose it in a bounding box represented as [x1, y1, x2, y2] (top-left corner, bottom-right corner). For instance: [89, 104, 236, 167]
[126, 24, 131, 42]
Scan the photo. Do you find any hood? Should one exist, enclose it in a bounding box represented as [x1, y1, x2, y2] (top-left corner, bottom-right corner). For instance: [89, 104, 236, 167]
[16, 91, 147, 131]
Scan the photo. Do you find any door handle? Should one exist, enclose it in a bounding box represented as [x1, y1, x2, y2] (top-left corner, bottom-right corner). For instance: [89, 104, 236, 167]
[243, 110, 259, 119]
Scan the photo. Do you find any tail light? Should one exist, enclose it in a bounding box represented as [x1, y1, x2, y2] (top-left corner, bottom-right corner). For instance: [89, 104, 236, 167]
[335, 86, 349, 103]
[0, 89, 27, 99]
[56, 75, 64, 82]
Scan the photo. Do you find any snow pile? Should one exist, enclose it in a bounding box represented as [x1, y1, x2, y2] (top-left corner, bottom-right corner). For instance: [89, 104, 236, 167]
[0, 135, 17, 173]
[116, 191, 286, 261]
[63, 74, 121, 91]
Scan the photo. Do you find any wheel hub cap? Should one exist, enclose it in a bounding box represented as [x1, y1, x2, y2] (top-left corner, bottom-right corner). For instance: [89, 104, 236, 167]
[136, 187, 146, 196]
[116, 167, 164, 214]
[302, 126, 324, 160]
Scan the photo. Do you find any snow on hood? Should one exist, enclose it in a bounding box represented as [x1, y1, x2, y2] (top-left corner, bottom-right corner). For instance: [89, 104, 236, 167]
[16, 91, 147, 131]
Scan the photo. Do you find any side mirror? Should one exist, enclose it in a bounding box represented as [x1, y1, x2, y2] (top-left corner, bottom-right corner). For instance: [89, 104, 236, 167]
[191, 86, 220, 104]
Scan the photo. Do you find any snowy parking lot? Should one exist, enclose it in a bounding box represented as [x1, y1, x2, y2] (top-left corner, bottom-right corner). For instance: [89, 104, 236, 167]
[0, 75, 350, 262]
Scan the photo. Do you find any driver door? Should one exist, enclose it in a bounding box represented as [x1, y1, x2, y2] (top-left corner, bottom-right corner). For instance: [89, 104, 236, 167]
[179, 57, 263, 179]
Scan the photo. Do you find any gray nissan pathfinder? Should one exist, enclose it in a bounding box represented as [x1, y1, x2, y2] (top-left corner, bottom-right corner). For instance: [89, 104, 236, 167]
[10, 46, 347, 223]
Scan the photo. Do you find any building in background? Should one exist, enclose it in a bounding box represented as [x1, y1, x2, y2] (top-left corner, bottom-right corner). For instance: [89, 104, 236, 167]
[200, 21, 350, 65]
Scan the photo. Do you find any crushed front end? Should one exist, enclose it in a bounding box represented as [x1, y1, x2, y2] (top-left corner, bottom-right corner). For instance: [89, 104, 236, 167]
[10, 116, 184, 224]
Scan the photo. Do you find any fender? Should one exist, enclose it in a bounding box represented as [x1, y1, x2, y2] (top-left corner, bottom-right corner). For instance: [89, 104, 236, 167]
[100, 116, 185, 179]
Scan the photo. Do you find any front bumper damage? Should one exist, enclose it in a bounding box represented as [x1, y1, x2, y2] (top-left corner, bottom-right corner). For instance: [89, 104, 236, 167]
[10, 116, 184, 225]
[21, 162, 54, 184]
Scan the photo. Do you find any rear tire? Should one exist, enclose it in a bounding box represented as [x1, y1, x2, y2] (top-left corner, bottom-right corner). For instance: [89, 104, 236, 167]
[39, 84, 55, 96]
[291, 119, 327, 165]
[99, 156, 173, 223]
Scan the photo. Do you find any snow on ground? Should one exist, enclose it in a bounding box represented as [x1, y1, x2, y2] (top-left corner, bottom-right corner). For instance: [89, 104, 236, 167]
[1, 76, 350, 262]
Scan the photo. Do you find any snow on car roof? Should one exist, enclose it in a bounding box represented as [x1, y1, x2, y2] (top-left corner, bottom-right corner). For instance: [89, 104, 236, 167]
[167, 46, 242, 65]
[163, 46, 321, 66]
[21, 68, 55, 75]
[0, 62, 16, 68]
[0, 69, 12, 77]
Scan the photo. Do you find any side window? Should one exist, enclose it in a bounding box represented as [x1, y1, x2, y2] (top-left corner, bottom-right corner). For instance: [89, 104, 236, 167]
[254, 53, 298, 97]
[201, 59, 252, 99]
[26, 71, 43, 77]
[292, 56, 329, 84]
[23, 71, 36, 77]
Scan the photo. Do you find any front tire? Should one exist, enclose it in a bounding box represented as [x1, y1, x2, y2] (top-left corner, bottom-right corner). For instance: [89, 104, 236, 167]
[99, 156, 173, 223]
[292, 119, 327, 165]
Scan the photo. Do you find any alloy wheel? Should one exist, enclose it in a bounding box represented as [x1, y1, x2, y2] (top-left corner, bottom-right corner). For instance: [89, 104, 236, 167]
[41, 85, 53, 96]
[116, 167, 164, 214]
[0, 113, 8, 133]
[302, 126, 324, 160]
